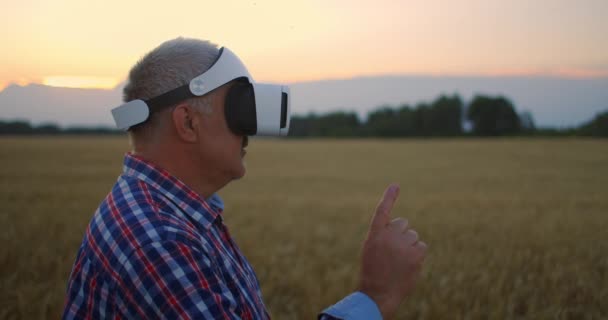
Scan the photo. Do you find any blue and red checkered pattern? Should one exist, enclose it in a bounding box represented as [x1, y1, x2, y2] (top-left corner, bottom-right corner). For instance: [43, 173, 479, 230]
[62, 153, 270, 319]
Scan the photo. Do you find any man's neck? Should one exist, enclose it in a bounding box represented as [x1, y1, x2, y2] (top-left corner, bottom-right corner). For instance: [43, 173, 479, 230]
[132, 143, 225, 199]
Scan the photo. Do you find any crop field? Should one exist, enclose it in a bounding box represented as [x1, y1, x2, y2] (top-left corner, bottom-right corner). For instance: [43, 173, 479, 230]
[1, 136, 607, 319]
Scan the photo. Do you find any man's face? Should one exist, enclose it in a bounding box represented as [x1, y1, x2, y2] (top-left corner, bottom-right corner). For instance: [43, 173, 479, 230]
[194, 82, 248, 181]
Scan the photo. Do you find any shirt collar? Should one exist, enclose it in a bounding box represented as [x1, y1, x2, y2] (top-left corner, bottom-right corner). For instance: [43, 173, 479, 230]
[122, 153, 224, 230]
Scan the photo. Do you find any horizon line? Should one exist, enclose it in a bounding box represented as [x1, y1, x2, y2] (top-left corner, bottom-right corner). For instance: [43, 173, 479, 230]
[2, 70, 608, 92]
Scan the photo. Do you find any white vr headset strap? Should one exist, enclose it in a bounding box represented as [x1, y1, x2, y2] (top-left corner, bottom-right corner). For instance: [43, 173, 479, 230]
[189, 48, 253, 96]
[111, 100, 149, 130]
[111, 48, 252, 130]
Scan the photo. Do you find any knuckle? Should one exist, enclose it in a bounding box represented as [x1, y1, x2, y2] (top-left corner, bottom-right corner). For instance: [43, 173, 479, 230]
[399, 218, 409, 226]
[404, 230, 418, 243]
[390, 218, 408, 228]
[416, 241, 428, 253]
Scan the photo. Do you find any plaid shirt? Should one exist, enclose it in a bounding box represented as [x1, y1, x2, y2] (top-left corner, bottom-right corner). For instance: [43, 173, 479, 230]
[63, 153, 380, 319]
[63, 153, 269, 319]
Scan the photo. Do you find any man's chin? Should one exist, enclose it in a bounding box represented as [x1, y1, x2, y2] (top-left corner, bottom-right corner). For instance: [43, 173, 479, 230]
[232, 163, 247, 180]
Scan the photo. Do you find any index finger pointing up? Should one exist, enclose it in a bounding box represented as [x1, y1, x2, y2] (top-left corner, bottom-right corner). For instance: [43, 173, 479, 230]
[370, 184, 400, 231]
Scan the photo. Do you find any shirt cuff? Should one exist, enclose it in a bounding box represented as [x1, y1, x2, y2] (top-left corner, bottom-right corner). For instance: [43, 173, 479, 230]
[320, 291, 382, 320]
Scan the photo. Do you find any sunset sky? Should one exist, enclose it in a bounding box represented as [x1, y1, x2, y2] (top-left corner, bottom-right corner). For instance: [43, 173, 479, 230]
[1, 0, 607, 91]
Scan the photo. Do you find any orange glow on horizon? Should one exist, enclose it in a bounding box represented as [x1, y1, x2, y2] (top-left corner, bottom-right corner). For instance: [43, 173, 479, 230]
[0, 67, 606, 92]
[42, 76, 119, 89]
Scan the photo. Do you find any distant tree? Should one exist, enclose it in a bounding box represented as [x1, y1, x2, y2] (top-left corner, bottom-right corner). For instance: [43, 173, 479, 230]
[289, 113, 317, 137]
[63, 126, 121, 135]
[412, 103, 431, 136]
[289, 111, 360, 137]
[428, 94, 463, 136]
[396, 105, 416, 136]
[316, 111, 361, 136]
[37, 123, 61, 134]
[467, 95, 521, 136]
[0, 120, 33, 134]
[578, 110, 608, 137]
[0, 119, 124, 135]
[366, 107, 401, 137]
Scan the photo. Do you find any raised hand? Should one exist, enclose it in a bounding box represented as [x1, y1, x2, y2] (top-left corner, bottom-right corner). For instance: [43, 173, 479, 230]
[358, 184, 428, 319]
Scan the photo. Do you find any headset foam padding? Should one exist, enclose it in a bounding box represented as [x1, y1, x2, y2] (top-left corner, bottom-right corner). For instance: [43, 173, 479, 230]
[224, 82, 257, 135]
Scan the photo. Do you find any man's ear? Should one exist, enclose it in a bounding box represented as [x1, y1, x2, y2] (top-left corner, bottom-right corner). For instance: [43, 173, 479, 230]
[171, 104, 200, 143]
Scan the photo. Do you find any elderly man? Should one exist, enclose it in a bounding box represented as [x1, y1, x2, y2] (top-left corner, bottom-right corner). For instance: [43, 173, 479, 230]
[62, 38, 427, 319]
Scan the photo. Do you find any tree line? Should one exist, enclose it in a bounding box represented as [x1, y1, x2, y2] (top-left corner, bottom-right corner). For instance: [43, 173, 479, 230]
[289, 94, 607, 137]
[0, 121, 121, 135]
[1, 94, 606, 137]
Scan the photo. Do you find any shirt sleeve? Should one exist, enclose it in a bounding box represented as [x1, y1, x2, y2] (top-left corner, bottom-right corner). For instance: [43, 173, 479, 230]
[115, 240, 242, 319]
[319, 292, 383, 320]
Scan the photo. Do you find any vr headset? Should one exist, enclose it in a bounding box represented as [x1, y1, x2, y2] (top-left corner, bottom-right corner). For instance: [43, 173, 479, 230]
[111, 47, 290, 136]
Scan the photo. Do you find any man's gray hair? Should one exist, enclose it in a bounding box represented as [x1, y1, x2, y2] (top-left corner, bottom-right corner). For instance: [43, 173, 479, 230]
[123, 37, 220, 136]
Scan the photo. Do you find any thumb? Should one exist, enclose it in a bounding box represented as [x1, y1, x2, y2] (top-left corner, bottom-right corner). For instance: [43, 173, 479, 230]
[370, 184, 400, 231]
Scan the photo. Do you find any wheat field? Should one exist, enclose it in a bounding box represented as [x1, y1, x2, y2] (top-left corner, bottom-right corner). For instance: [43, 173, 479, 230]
[0, 136, 607, 319]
